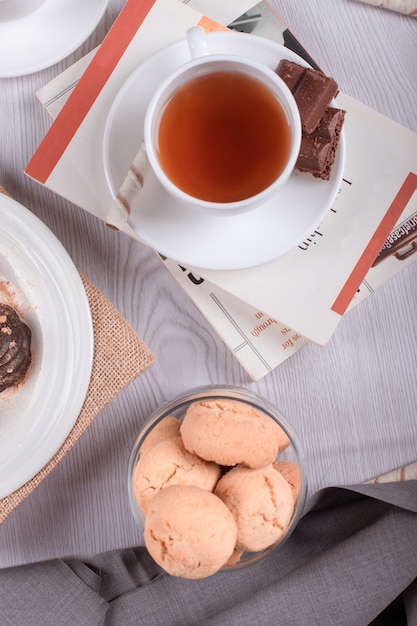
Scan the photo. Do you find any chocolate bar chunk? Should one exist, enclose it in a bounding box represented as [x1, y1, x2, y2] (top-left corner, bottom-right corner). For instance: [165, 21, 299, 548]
[275, 58, 305, 91]
[275, 60, 338, 134]
[293, 69, 338, 134]
[297, 136, 332, 178]
[275, 59, 345, 180]
[296, 107, 345, 180]
[311, 107, 344, 140]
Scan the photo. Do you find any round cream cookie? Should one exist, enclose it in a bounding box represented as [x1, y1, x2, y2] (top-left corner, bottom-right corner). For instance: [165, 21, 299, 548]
[181, 399, 290, 468]
[273, 460, 302, 501]
[132, 436, 221, 514]
[214, 464, 294, 552]
[144, 485, 238, 579]
[139, 415, 181, 456]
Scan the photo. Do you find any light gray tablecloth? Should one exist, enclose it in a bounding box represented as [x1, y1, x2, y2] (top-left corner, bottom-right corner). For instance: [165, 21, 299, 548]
[1, 480, 416, 626]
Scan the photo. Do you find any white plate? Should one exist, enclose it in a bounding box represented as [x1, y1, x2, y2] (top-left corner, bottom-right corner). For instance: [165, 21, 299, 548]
[0, 0, 108, 78]
[103, 32, 345, 271]
[0, 194, 94, 498]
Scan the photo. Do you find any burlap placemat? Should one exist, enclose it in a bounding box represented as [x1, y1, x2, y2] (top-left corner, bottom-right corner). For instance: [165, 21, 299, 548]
[0, 191, 155, 522]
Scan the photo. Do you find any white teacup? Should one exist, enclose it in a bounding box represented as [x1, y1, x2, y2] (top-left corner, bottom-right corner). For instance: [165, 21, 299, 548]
[144, 27, 301, 215]
[0, 0, 47, 22]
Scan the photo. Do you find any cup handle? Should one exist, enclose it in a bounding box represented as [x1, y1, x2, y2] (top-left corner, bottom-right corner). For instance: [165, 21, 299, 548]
[187, 26, 209, 59]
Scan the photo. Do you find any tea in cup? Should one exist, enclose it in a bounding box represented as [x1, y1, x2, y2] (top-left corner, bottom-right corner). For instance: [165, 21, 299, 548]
[144, 28, 301, 214]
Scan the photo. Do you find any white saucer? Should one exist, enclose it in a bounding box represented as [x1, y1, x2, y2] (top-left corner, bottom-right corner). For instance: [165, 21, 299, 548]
[0, 0, 108, 78]
[0, 194, 94, 498]
[103, 32, 345, 271]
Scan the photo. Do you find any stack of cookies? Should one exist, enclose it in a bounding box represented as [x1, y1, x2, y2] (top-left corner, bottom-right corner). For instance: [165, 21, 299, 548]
[131, 398, 303, 579]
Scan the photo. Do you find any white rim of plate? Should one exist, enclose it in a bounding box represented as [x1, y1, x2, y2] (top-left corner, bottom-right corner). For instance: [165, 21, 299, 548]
[0, 194, 94, 498]
[0, 0, 109, 77]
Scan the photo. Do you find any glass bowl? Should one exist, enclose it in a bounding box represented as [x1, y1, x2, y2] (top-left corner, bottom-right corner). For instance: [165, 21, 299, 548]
[127, 386, 307, 574]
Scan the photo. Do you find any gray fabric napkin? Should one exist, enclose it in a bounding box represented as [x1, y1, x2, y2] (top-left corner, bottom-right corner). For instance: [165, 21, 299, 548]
[1, 481, 416, 626]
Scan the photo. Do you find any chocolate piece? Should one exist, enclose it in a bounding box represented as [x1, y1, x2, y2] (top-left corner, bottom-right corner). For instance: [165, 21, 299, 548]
[296, 107, 345, 180]
[275, 60, 339, 134]
[311, 107, 344, 140]
[297, 136, 332, 178]
[0, 303, 32, 392]
[293, 68, 338, 134]
[275, 59, 345, 180]
[274, 58, 305, 91]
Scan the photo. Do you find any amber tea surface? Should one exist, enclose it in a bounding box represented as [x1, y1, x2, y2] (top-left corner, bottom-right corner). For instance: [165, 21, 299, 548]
[157, 70, 292, 203]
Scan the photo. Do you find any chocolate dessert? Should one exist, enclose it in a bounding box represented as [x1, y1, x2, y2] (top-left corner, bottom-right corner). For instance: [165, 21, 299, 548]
[275, 59, 345, 180]
[0, 303, 32, 392]
[297, 107, 345, 180]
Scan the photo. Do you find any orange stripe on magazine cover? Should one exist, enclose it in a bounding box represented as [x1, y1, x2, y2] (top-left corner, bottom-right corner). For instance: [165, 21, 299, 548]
[332, 171, 417, 315]
[25, 0, 156, 184]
